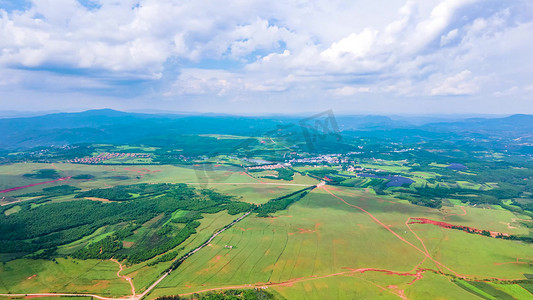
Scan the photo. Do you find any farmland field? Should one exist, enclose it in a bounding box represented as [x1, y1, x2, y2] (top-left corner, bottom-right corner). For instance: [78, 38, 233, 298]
[147, 186, 532, 299]
[0, 161, 532, 300]
[1, 113, 533, 300]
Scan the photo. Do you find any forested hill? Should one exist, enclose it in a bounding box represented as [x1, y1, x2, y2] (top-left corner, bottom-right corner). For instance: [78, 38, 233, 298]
[0, 109, 288, 149]
[0, 109, 531, 150]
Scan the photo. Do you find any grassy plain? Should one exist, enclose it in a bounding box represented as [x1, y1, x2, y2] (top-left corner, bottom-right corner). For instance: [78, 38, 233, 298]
[147, 185, 532, 299]
[0, 258, 130, 297]
[1, 162, 531, 299]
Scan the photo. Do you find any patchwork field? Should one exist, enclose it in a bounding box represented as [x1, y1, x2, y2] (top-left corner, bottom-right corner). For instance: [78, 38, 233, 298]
[0, 162, 532, 300]
[147, 186, 532, 299]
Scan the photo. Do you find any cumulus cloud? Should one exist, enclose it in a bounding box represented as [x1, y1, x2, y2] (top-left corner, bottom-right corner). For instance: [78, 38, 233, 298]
[331, 86, 371, 96]
[0, 0, 532, 113]
[440, 28, 459, 46]
[431, 70, 479, 96]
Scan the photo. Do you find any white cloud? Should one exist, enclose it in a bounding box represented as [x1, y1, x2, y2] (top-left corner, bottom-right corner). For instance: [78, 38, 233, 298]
[0, 0, 532, 113]
[321, 29, 378, 61]
[440, 28, 458, 46]
[431, 70, 479, 96]
[331, 86, 371, 96]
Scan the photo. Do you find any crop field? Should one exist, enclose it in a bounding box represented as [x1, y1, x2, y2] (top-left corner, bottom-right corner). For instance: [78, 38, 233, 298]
[0, 258, 131, 297]
[146, 185, 532, 299]
[0, 163, 267, 200]
[120, 211, 238, 294]
[1, 158, 532, 300]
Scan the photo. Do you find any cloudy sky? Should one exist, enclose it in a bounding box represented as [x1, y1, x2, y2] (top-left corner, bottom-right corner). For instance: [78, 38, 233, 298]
[0, 0, 532, 115]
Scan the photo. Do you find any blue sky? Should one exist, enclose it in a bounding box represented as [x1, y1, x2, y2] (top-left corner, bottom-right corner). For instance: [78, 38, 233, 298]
[0, 0, 532, 114]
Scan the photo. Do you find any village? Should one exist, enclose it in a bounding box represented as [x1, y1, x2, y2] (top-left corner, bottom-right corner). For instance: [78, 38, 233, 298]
[69, 152, 151, 164]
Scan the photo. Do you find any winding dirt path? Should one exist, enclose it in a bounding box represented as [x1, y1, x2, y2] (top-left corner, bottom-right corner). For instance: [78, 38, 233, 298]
[177, 266, 419, 299]
[177, 186, 530, 298]
[110, 259, 135, 297]
[2, 185, 528, 299]
[320, 186, 528, 282]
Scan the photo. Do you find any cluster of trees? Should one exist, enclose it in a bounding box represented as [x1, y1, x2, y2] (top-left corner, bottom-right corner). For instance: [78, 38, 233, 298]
[19, 185, 81, 198]
[23, 169, 62, 179]
[305, 168, 338, 179]
[147, 248, 182, 266]
[73, 235, 123, 260]
[172, 211, 203, 224]
[494, 233, 533, 244]
[156, 288, 277, 300]
[0, 183, 257, 263]
[71, 174, 94, 180]
[72, 224, 138, 260]
[75, 183, 176, 201]
[446, 224, 533, 244]
[128, 221, 200, 264]
[256, 186, 315, 217]
[76, 188, 132, 201]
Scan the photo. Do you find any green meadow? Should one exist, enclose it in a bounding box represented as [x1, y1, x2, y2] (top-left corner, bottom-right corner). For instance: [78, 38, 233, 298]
[147, 186, 532, 299]
[0, 258, 130, 297]
[0, 162, 531, 300]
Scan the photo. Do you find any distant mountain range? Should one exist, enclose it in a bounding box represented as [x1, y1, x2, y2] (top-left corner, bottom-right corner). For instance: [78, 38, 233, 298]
[0, 109, 531, 150]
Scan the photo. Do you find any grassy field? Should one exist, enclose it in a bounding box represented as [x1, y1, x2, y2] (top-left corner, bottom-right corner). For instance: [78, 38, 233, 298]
[1, 163, 531, 299]
[147, 187, 423, 298]
[122, 211, 239, 294]
[0, 258, 131, 297]
[146, 186, 532, 299]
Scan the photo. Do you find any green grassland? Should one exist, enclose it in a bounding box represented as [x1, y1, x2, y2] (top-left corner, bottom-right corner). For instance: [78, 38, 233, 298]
[0, 258, 131, 297]
[1, 160, 532, 300]
[121, 211, 238, 294]
[147, 186, 532, 299]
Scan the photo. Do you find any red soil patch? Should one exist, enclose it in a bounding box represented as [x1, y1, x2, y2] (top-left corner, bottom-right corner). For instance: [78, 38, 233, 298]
[408, 218, 508, 238]
[124, 167, 148, 174]
[356, 223, 367, 229]
[324, 186, 341, 191]
[345, 267, 426, 285]
[322, 186, 464, 278]
[443, 206, 467, 220]
[0, 176, 71, 193]
[85, 197, 111, 202]
[289, 223, 321, 235]
[214, 164, 222, 167]
[122, 241, 134, 248]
